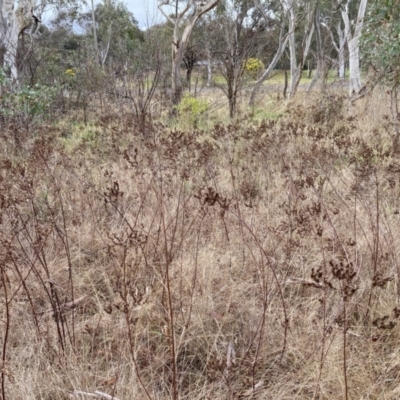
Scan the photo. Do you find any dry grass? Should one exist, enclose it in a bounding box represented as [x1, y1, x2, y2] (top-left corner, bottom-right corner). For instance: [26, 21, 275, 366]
[0, 89, 400, 400]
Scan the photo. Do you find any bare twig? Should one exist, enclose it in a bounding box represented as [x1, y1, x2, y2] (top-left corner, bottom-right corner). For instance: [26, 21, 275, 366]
[41, 295, 87, 317]
[68, 390, 121, 400]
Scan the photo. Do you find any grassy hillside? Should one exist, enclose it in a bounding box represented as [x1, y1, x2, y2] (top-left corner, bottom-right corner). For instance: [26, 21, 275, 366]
[0, 88, 400, 399]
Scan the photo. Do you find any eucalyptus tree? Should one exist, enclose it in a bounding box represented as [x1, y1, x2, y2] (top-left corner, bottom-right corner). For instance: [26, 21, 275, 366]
[158, 0, 220, 106]
[319, 0, 354, 81]
[182, 45, 199, 90]
[307, 0, 339, 92]
[77, 2, 159, 122]
[340, 0, 368, 94]
[0, 0, 83, 83]
[312, 0, 361, 85]
[249, 0, 290, 106]
[0, 0, 37, 81]
[186, 12, 217, 88]
[322, 12, 347, 79]
[180, 18, 211, 91]
[35, 8, 82, 83]
[208, 0, 266, 117]
[307, 4, 324, 91]
[36, 4, 142, 83]
[286, 0, 316, 97]
[72, 0, 142, 71]
[91, 0, 143, 69]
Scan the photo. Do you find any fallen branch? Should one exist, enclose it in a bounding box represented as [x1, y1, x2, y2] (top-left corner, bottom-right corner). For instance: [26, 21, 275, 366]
[240, 380, 263, 397]
[286, 278, 327, 289]
[42, 295, 88, 317]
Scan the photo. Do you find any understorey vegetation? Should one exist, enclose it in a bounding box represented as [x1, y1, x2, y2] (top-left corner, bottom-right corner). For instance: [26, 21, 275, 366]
[1, 88, 400, 399]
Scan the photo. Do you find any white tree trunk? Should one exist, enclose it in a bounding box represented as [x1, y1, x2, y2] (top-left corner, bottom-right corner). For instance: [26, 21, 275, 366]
[100, 24, 113, 68]
[347, 36, 362, 93]
[322, 21, 346, 79]
[307, 7, 324, 92]
[158, 0, 220, 105]
[287, 0, 315, 97]
[289, 23, 314, 97]
[288, 7, 296, 91]
[248, 0, 289, 106]
[90, 0, 100, 64]
[206, 45, 212, 87]
[0, 0, 34, 81]
[341, 0, 368, 94]
[249, 34, 288, 106]
[337, 23, 346, 79]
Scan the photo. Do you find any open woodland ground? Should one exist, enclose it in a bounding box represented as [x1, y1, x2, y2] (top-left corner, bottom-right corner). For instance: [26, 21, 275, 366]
[1, 86, 400, 400]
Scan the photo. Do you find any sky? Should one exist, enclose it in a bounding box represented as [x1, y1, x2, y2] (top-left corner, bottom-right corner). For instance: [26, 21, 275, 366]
[125, 0, 161, 29]
[43, 0, 170, 30]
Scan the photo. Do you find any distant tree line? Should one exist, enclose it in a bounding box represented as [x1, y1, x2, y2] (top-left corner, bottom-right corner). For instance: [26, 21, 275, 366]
[0, 0, 398, 119]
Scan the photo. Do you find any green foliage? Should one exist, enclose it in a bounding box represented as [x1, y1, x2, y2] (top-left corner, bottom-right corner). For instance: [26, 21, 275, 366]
[244, 58, 265, 75]
[175, 93, 209, 129]
[65, 68, 76, 77]
[96, 0, 141, 40]
[36, 2, 143, 85]
[94, 0, 143, 66]
[0, 75, 57, 124]
[362, 0, 400, 87]
[0, 68, 6, 85]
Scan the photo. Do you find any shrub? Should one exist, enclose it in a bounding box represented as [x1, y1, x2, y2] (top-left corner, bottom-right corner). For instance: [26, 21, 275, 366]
[175, 92, 209, 129]
[244, 58, 265, 79]
[0, 74, 57, 127]
[65, 68, 76, 77]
